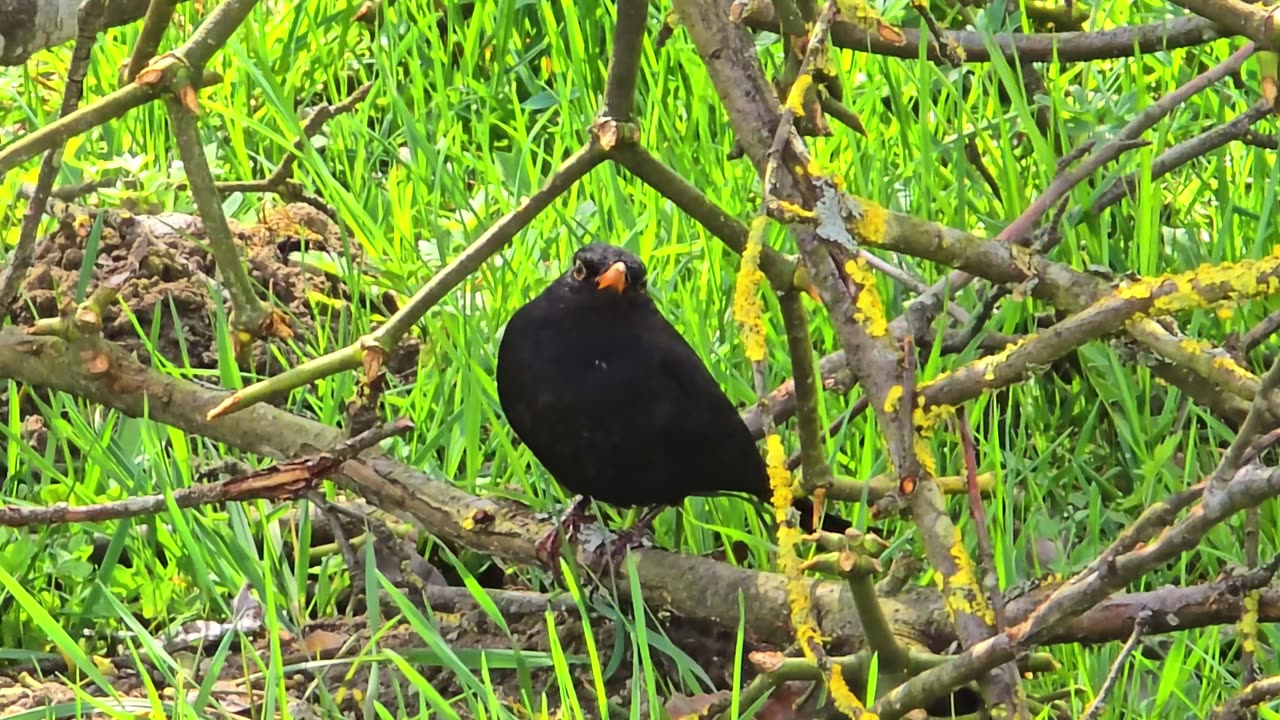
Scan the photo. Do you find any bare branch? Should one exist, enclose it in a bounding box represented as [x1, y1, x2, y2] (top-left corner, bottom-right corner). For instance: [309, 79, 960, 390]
[0, 419, 411, 527]
[1214, 675, 1280, 719]
[0, 0, 260, 177]
[1080, 610, 1154, 720]
[742, 6, 1226, 64]
[123, 0, 178, 82]
[205, 142, 607, 420]
[602, 0, 649, 121]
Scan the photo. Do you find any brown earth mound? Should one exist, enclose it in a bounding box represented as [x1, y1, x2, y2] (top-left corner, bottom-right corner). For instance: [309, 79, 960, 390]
[12, 201, 382, 375]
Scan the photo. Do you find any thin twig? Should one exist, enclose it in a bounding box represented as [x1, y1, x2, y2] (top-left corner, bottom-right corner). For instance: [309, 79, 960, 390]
[0, 0, 262, 178]
[206, 142, 607, 420]
[214, 80, 375, 219]
[875, 353, 1280, 717]
[0, 419, 412, 527]
[1079, 609, 1154, 720]
[1018, 37, 1259, 242]
[124, 0, 180, 82]
[888, 42, 1257, 344]
[166, 95, 279, 337]
[957, 405, 1005, 628]
[1090, 99, 1274, 214]
[760, 0, 839, 207]
[1236, 307, 1280, 354]
[1208, 349, 1280, 492]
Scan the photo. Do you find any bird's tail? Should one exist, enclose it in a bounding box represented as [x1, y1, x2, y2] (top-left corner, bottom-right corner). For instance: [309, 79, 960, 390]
[792, 496, 852, 534]
[724, 489, 854, 534]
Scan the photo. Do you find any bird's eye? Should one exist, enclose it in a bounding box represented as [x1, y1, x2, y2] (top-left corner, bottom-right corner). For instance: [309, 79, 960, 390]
[572, 260, 587, 281]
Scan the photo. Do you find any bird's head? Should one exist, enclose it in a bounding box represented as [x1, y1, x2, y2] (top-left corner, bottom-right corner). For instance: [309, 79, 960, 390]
[562, 243, 648, 298]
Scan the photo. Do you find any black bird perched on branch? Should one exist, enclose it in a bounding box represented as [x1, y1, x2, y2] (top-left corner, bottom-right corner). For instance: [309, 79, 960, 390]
[496, 243, 851, 561]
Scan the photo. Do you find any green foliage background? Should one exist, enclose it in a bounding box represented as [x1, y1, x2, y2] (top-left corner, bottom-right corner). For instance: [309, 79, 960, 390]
[1, 0, 1279, 716]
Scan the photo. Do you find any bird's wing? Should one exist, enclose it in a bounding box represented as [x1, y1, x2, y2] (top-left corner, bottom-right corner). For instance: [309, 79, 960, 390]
[642, 313, 768, 496]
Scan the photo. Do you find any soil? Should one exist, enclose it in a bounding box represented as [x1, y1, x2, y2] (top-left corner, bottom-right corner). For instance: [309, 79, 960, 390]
[0, 592, 791, 720]
[10, 200, 414, 376]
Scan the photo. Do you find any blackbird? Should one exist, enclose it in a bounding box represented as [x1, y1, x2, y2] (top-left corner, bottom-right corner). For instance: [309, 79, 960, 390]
[495, 243, 851, 560]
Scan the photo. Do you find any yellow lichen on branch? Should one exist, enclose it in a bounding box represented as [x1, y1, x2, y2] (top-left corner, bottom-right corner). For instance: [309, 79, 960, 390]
[843, 257, 889, 337]
[1210, 354, 1255, 380]
[766, 434, 794, 523]
[939, 526, 996, 627]
[908, 397, 955, 482]
[784, 73, 813, 117]
[912, 396, 957, 437]
[770, 198, 817, 223]
[766, 433, 822, 661]
[830, 663, 877, 719]
[848, 196, 889, 245]
[913, 437, 938, 477]
[1242, 590, 1260, 653]
[883, 384, 903, 413]
[733, 216, 770, 362]
[1113, 249, 1280, 319]
[972, 335, 1034, 382]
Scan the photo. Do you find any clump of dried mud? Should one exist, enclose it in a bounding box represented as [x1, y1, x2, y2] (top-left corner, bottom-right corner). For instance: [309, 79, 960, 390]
[12, 201, 407, 376]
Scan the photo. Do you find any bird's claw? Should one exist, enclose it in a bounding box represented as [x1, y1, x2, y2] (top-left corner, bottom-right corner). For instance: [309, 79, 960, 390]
[534, 528, 564, 566]
[591, 524, 654, 575]
[535, 496, 591, 568]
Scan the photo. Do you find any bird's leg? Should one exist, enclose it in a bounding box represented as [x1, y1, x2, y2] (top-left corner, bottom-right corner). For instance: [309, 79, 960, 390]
[535, 495, 592, 564]
[600, 505, 665, 570]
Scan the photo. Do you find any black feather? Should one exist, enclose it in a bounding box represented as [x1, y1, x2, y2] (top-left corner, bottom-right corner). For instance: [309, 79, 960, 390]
[496, 243, 851, 535]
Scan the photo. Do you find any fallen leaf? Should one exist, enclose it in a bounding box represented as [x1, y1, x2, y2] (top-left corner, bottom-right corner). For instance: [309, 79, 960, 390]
[302, 628, 349, 655]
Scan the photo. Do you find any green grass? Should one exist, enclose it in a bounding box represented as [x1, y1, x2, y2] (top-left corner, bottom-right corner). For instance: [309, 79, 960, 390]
[2, 0, 1279, 717]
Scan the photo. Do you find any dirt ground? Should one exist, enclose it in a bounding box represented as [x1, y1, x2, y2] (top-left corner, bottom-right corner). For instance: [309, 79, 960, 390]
[0, 589, 793, 719]
[10, 200, 414, 377]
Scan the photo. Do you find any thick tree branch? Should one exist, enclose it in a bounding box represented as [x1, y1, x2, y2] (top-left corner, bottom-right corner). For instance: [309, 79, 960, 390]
[5, 325, 1280, 653]
[742, 6, 1225, 64]
[670, 0, 1025, 712]
[1167, 0, 1280, 46]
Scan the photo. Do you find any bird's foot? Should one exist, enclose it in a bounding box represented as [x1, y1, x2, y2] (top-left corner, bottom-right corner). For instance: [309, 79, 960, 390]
[592, 506, 664, 574]
[535, 496, 592, 567]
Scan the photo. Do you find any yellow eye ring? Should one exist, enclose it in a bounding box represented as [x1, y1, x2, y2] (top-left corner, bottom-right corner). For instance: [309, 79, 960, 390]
[572, 261, 587, 281]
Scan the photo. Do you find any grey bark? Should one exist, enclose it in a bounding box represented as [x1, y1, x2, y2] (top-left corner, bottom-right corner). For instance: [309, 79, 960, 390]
[0, 0, 164, 65]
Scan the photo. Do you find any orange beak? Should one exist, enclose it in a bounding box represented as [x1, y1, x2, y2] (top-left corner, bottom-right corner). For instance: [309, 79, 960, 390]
[596, 261, 628, 293]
